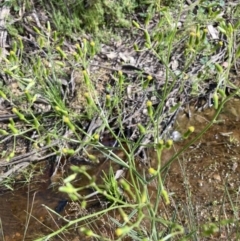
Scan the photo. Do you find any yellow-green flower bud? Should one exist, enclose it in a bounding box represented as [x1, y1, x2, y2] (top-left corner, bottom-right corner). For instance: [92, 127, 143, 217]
[12, 41, 17, 53]
[55, 61, 65, 67]
[88, 154, 99, 163]
[189, 32, 195, 46]
[183, 126, 195, 139]
[83, 39, 88, 53]
[12, 108, 28, 123]
[119, 208, 129, 223]
[148, 167, 157, 175]
[141, 188, 147, 203]
[63, 173, 77, 183]
[63, 116, 75, 131]
[146, 100, 153, 118]
[63, 116, 70, 123]
[83, 70, 90, 85]
[196, 24, 200, 33]
[162, 189, 170, 205]
[118, 70, 123, 77]
[118, 70, 124, 86]
[165, 139, 173, 149]
[80, 228, 94, 236]
[119, 179, 130, 191]
[213, 92, 219, 110]
[218, 41, 223, 47]
[156, 140, 164, 151]
[33, 142, 39, 149]
[73, 52, 80, 61]
[90, 41, 96, 55]
[33, 26, 41, 34]
[137, 123, 146, 134]
[7, 151, 15, 162]
[217, 89, 226, 99]
[133, 43, 139, 51]
[55, 106, 68, 115]
[9, 51, 17, 62]
[38, 36, 44, 49]
[9, 118, 15, 126]
[0, 129, 8, 135]
[81, 200, 87, 208]
[144, 30, 151, 45]
[47, 21, 51, 33]
[145, 12, 151, 26]
[143, 75, 153, 89]
[4, 69, 13, 77]
[56, 46, 67, 59]
[147, 75, 153, 81]
[59, 182, 76, 194]
[62, 148, 75, 155]
[201, 28, 207, 42]
[227, 23, 233, 33]
[215, 63, 223, 73]
[76, 43, 83, 57]
[53, 31, 58, 42]
[8, 123, 18, 134]
[115, 226, 132, 236]
[0, 90, 7, 99]
[132, 20, 140, 29]
[93, 133, 100, 141]
[146, 100, 152, 107]
[18, 37, 24, 50]
[84, 92, 93, 105]
[33, 118, 40, 129]
[25, 90, 32, 102]
[106, 94, 111, 107]
[195, 31, 200, 45]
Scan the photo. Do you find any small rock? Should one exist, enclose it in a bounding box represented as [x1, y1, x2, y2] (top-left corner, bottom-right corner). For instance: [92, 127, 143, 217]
[212, 173, 221, 182]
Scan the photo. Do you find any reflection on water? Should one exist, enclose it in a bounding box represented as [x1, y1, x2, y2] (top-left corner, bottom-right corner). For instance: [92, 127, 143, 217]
[1, 98, 240, 240]
[0, 181, 69, 241]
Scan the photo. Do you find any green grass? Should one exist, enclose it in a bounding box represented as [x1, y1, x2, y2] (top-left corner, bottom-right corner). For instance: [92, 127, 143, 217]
[0, 0, 240, 240]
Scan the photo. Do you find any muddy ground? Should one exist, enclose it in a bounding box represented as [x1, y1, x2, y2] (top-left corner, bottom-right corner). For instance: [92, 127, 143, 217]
[0, 98, 240, 240]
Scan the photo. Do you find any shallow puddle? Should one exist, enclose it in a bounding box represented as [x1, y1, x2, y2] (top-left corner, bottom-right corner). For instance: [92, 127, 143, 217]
[1, 98, 240, 240]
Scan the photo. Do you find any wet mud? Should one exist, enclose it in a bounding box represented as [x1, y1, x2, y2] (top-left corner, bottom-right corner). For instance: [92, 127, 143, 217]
[1, 98, 240, 240]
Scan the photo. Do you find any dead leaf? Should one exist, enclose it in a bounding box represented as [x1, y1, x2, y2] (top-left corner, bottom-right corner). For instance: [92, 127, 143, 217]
[207, 25, 219, 39]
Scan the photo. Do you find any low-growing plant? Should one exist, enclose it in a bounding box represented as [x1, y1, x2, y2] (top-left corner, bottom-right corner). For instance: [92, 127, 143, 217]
[1, 0, 240, 240]
[35, 0, 157, 37]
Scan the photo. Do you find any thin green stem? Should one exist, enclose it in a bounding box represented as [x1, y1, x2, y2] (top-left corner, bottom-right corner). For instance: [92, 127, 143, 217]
[161, 89, 239, 173]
